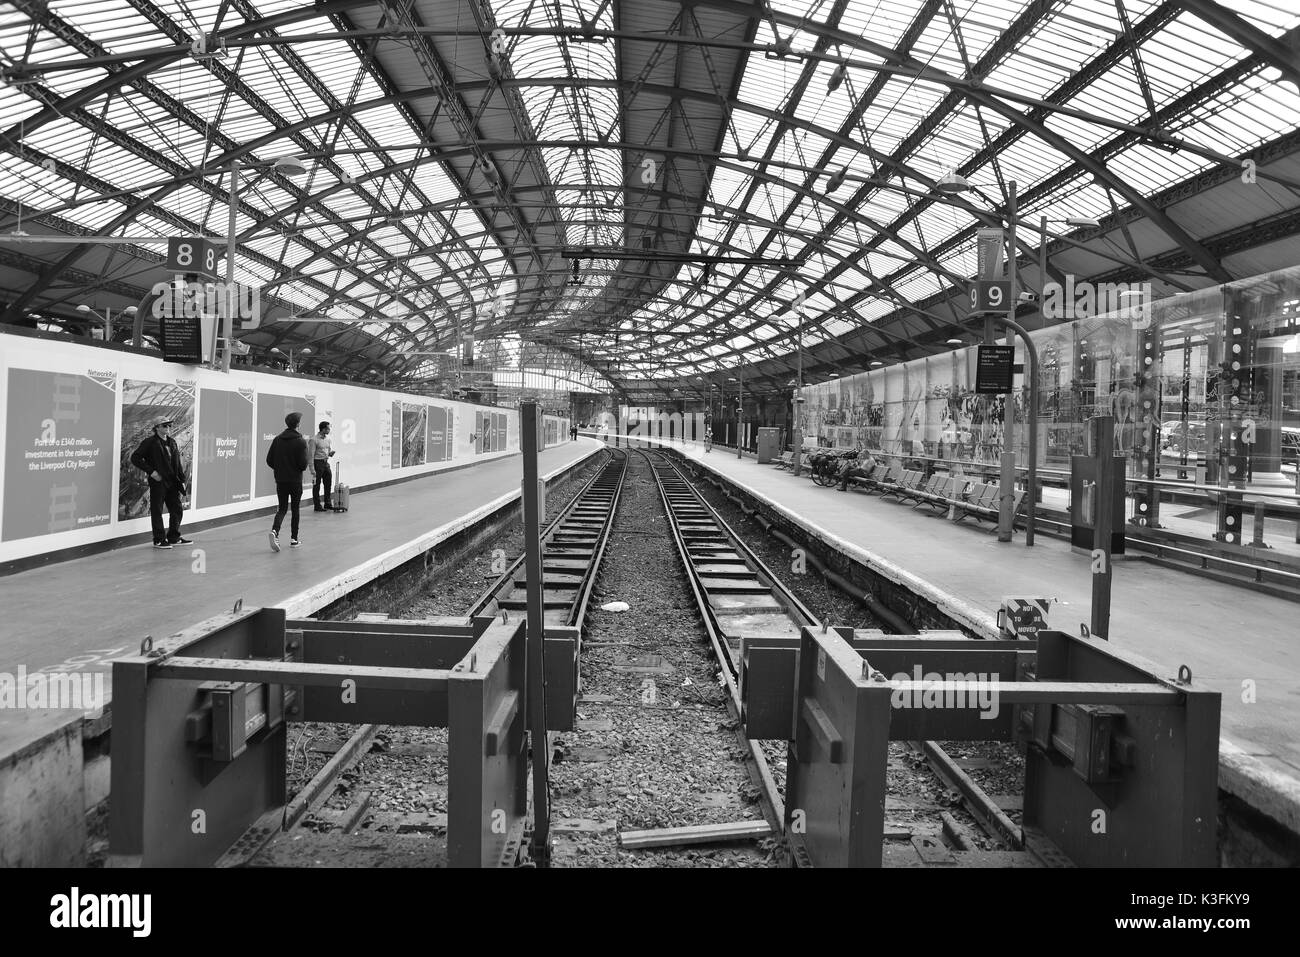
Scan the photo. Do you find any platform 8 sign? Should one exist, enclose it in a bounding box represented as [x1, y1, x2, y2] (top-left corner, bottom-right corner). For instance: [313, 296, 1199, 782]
[166, 237, 219, 279]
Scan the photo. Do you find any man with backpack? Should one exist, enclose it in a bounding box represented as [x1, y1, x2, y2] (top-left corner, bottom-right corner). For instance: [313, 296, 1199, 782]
[266, 411, 309, 551]
[130, 418, 191, 549]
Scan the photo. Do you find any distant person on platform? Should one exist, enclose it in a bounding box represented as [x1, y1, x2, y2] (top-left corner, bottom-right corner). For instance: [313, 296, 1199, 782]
[266, 411, 309, 551]
[837, 449, 878, 492]
[308, 421, 336, 512]
[130, 418, 192, 549]
[570, 424, 579, 441]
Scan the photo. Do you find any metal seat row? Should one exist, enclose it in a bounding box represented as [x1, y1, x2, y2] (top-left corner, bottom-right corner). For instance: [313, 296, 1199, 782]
[839, 460, 1026, 529]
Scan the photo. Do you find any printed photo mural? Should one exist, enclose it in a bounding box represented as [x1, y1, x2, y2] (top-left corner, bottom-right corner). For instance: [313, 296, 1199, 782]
[401, 403, 427, 467]
[3, 368, 116, 542]
[118, 378, 196, 521]
[799, 262, 1300, 485]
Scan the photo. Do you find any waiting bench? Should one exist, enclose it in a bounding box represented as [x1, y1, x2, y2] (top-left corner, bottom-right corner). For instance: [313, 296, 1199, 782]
[834, 461, 1027, 532]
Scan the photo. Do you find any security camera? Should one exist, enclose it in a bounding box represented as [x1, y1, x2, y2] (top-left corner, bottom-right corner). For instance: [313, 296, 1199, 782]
[1018, 291, 1039, 302]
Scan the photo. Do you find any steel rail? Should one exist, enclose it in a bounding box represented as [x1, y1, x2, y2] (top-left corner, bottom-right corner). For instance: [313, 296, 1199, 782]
[467, 449, 628, 626]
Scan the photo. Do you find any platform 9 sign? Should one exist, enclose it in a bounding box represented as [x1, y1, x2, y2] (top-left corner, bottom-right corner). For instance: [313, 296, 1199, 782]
[969, 278, 1011, 314]
[166, 237, 219, 279]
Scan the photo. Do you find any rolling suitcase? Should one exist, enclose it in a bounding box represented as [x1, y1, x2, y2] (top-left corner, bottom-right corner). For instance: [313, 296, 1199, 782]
[332, 461, 350, 512]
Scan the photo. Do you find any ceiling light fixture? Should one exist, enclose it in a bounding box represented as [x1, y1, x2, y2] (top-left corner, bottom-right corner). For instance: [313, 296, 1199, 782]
[934, 170, 971, 194]
[827, 63, 847, 93]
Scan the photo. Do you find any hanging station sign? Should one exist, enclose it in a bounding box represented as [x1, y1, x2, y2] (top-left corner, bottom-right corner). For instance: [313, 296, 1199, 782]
[165, 237, 220, 279]
[975, 344, 1015, 394]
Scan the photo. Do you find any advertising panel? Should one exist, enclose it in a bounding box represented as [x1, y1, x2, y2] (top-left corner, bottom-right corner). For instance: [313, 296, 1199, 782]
[196, 388, 253, 508]
[390, 400, 401, 469]
[379, 401, 392, 468]
[2, 368, 116, 542]
[118, 378, 196, 521]
[427, 405, 448, 462]
[254, 392, 314, 498]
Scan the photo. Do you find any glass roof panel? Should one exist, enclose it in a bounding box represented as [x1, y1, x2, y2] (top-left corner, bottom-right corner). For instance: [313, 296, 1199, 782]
[0, 0, 1292, 388]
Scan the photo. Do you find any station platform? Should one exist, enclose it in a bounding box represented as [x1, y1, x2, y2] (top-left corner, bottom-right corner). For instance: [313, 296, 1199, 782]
[660, 438, 1300, 834]
[0, 438, 602, 704]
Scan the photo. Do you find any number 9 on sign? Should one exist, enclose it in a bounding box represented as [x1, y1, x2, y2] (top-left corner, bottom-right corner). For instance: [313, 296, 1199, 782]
[970, 278, 1011, 314]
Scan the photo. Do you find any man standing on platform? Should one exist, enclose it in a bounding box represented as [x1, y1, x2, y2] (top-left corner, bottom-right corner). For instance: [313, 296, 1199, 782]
[131, 418, 192, 549]
[309, 420, 335, 512]
[266, 411, 309, 551]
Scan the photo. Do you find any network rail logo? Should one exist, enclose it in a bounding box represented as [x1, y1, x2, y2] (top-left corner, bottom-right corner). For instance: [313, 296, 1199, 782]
[0, 666, 104, 712]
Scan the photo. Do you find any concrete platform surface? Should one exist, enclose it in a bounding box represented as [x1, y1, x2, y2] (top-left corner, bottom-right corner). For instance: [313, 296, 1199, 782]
[0, 439, 601, 701]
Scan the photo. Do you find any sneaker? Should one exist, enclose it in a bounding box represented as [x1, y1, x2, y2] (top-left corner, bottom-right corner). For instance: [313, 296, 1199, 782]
[171, 537, 193, 545]
[313, 507, 325, 512]
[269, 531, 280, 553]
[290, 539, 301, 548]
[153, 541, 173, 549]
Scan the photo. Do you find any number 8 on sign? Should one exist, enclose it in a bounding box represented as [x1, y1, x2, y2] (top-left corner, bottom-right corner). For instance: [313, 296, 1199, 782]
[166, 236, 218, 279]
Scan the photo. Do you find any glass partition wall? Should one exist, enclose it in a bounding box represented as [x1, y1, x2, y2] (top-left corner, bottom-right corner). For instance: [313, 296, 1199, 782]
[799, 264, 1300, 551]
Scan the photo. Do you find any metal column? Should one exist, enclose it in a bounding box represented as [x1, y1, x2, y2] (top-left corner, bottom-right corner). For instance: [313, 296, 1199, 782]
[520, 401, 550, 863]
[998, 181, 1018, 542]
[1132, 320, 1163, 528]
[1091, 415, 1115, 640]
[218, 160, 239, 371]
[737, 362, 744, 459]
[1215, 300, 1251, 545]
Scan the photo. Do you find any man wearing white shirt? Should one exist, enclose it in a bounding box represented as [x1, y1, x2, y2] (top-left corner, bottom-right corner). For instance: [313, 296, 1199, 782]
[308, 421, 336, 512]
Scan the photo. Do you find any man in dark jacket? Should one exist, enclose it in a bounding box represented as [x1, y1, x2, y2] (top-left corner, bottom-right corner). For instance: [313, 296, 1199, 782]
[130, 418, 191, 549]
[265, 411, 309, 551]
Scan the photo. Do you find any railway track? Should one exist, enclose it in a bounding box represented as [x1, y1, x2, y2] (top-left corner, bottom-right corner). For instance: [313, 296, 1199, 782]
[634, 445, 817, 840]
[109, 442, 1228, 868]
[638, 444, 1034, 867]
[642, 449, 816, 695]
[267, 445, 1025, 867]
[468, 449, 627, 628]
